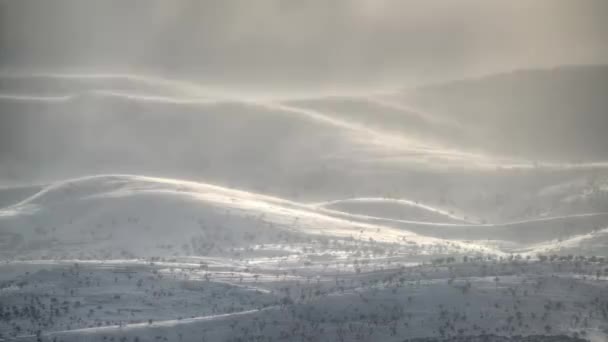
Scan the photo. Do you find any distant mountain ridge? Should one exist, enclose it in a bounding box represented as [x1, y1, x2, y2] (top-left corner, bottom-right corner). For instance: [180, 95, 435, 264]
[401, 64, 608, 161]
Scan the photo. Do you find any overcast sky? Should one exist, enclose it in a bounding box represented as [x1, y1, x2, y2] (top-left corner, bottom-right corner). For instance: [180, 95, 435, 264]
[1, 0, 607, 92]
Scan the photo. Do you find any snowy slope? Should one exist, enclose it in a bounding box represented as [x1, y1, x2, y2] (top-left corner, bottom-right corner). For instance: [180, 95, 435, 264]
[0, 174, 500, 260]
[5, 258, 606, 342]
[313, 200, 608, 248]
[1, 175, 607, 261]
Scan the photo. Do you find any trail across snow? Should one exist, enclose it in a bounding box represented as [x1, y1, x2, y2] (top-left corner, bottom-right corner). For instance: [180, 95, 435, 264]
[46, 306, 278, 336]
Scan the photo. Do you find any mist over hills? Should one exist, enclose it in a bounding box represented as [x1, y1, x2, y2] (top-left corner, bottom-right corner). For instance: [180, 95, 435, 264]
[2, 65, 608, 185]
[2, 65, 608, 342]
[2, 1, 608, 340]
[2, 65, 608, 217]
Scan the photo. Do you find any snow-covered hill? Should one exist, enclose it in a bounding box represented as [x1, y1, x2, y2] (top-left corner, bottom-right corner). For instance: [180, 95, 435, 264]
[1, 175, 607, 262]
[0, 175, 503, 261]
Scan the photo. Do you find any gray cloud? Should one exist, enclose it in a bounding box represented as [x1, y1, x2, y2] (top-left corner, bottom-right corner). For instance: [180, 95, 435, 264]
[1, 0, 607, 91]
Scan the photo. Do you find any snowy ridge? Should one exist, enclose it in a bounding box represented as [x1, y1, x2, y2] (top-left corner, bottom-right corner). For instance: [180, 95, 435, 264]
[523, 226, 608, 256]
[313, 197, 472, 223]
